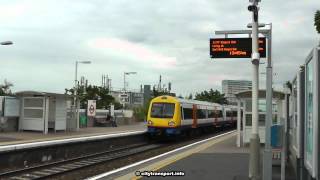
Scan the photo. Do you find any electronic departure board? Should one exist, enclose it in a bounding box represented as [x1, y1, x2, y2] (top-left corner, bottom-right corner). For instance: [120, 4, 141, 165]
[210, 38, 266, 58]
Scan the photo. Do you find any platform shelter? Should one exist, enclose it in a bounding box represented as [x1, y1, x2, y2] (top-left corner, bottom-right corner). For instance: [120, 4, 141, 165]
[235, 90, 285, 146]
[16, 91, 73, 134]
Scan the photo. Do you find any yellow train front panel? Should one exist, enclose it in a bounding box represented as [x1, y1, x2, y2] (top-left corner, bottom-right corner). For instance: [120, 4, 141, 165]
[147, 96, 181, 135]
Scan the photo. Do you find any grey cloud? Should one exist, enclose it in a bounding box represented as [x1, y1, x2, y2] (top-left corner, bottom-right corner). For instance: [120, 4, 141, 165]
[0, 0, 319, 96]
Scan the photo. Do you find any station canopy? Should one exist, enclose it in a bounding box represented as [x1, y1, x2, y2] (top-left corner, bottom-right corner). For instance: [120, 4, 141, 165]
[235, 90, 285, 100]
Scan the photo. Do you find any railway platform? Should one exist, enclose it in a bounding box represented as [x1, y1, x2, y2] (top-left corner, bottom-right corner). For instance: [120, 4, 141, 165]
[96, 131, 296, 180]
[0, 122, 146, 146]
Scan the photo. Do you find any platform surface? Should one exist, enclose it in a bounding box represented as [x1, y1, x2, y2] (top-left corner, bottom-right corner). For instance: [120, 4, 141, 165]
[0, 122, 146, 146]
[141, 134, 250, 180]
[108, 132, 296, 180]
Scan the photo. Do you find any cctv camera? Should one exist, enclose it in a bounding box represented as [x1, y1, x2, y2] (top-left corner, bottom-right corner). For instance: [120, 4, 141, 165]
[248, 5, 257, 12]
[251, 52, 260, 64]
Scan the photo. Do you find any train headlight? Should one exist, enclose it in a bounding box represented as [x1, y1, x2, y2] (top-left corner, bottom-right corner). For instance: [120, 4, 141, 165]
[168, 121, 175, 126]
[147, 120, 153, 125]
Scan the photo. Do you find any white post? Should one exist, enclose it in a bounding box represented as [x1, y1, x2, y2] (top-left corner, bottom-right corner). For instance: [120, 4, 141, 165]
[263, 24, 272, 180]
[237, 99, 241, 147]
[249, 0, 261, 179]
[74, 61, 79, 131]
[44, 97, 49, 134]
[123, 72, 126, 91]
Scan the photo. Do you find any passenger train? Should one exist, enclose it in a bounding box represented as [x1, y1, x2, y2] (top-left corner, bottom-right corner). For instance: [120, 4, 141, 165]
[147, 95, 238, 136]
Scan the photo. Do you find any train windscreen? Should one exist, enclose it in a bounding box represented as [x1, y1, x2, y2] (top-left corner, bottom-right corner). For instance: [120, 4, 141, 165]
[151, 103, 175, 118]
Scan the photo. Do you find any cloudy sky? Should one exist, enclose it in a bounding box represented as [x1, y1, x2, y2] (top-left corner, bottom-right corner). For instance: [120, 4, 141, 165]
[0, 0, 319, 96]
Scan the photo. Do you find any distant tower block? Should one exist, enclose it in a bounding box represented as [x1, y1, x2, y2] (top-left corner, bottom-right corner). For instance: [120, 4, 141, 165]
[143, 85, 151, 105]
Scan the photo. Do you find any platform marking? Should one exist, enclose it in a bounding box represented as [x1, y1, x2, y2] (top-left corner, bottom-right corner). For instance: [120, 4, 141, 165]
[0, 130, 146, 152]
[88, 130, 236, 180]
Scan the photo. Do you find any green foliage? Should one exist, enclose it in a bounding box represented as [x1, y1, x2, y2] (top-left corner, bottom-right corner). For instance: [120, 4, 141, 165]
[133, 106, 147, 122]
[315, 10, 320, 33]
[152, 87, 174, 97]
[113, 101, 123, 110]
[0, 88, 5, 96]
[286, 81, 292, 91]
[65, 85, 120, 109]
[195, 89, 227, 104]
[0, 79, 13, 96]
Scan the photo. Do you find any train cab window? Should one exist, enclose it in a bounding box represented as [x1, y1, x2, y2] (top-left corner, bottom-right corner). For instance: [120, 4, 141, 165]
[183, 108, 193, 119]
[151, 103, 175, 118]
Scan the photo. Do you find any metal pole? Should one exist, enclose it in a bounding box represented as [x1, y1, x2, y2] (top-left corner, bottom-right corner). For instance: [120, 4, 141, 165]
[74, 61, 79, 130]
[263, 23, 272, 180]
[237, 99, 241, 147]
[249, 0, 261, 179]
[124, 72, 125, 91]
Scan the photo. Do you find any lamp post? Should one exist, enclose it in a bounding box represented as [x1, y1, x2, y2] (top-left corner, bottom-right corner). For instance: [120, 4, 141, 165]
[74, 60, 91, 130]
[0, 41, 13, 46]
[248, 0, 261, 179]
[248, 22, 273, 180]
[122, 72, 137, 109]
[123, 72, 137, 92]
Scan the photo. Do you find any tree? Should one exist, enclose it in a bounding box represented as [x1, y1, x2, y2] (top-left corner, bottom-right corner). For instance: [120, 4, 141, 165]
[0, 79, 13, 96]
[194, 89, 227, 104]
[285, 81, 292, 91]
[152, 86, 174, 97]
[315, 10, 320, 33]
[65, 84, 119, 109]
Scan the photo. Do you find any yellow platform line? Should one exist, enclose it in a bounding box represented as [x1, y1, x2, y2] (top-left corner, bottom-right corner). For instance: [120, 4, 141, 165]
[115, 132, 236, 180]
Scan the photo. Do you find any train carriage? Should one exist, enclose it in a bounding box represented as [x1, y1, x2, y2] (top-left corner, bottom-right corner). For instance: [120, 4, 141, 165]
[147, 95, 235, 136]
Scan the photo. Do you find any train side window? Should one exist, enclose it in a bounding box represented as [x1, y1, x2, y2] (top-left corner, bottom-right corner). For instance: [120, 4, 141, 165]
[208, 110, 215, 118]
[216, 110, 223, 118]
[197, 109, 206, 119]
[232, 111, 237, 116]
[226, 111, 232, 117]
[181, 107, 184, 120]
[183, 108, 193, 120]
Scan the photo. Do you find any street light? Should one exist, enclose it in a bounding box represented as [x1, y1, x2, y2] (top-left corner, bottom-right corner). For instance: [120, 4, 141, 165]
[123, 72, 137, 92]
[0, 41, 13, 45]
[74, 60, 91, 130]
[122, 72, 137, 109]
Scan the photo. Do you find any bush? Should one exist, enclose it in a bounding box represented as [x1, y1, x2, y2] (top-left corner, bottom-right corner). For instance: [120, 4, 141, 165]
[133, 106, 147, 122]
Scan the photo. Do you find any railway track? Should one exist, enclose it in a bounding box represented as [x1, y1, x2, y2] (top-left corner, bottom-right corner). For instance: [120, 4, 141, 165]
[0, 143, 162, 180]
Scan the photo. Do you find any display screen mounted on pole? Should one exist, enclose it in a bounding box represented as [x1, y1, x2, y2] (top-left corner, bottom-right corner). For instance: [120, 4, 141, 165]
[210, 37, 266, 58]
[87, 100, 96, 117]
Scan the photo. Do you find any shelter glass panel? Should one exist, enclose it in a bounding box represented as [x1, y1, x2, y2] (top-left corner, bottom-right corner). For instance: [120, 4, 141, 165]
[259, 114, 265, 126]
[305, 59, 314, 168]
[258, 99, 266, 112]
[246, 114, 252, 126]
[24, 109, 43, 119]
[272, 114, 278, 125]
[24, 98, 43, 108]
[245, 100, 252, 112]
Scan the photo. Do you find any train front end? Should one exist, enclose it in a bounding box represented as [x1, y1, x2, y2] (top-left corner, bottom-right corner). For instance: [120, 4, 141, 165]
[147, 96, 181, 136]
